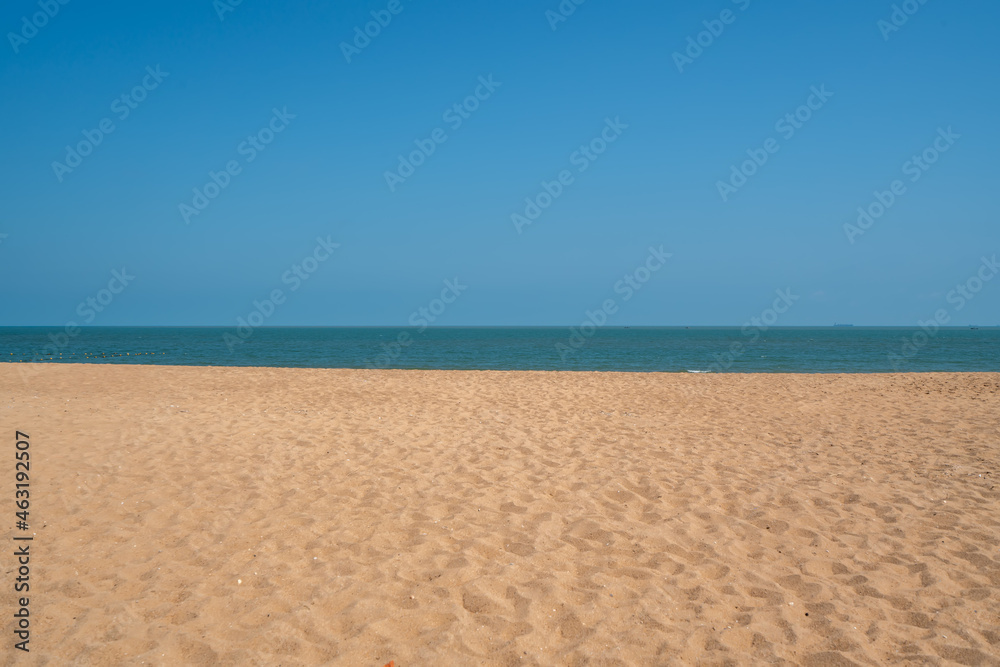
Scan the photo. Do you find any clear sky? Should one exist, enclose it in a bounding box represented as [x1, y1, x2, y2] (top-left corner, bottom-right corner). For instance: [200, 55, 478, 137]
[1, 0, 998, 326]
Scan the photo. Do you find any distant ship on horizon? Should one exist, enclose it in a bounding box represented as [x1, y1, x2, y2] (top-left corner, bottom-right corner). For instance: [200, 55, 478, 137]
[834, 323, 854, 327]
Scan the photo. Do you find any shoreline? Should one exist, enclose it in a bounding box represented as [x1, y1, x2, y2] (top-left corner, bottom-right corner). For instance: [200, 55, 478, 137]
[6, 361, 1000, 375]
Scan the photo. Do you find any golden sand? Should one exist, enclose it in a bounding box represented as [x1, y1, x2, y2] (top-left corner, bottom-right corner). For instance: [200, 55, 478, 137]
[2, 364, 999, 665]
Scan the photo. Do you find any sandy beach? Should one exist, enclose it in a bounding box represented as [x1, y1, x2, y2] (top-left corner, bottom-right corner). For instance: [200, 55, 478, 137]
[2, 364, 999, 665]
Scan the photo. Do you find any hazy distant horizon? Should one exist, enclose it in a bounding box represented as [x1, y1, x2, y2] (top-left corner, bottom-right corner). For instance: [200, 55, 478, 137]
[2, 324, 997, 330]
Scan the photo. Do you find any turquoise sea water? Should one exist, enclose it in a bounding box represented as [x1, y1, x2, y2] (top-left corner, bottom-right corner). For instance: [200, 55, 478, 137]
[1, 327, 997, 372]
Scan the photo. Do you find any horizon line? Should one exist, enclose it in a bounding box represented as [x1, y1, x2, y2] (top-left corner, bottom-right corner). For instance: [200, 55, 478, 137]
[1, 325, 997, 329]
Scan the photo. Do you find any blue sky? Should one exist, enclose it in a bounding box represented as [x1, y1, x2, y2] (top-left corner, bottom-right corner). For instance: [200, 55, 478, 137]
[1, 0, 998, 326]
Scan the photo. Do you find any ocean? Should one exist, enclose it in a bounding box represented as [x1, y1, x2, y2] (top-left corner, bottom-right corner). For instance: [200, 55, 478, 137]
[1, 326, 997, 373]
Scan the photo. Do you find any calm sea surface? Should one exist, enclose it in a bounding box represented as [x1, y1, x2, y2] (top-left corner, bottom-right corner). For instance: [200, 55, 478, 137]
[1, 327, 997, 373]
